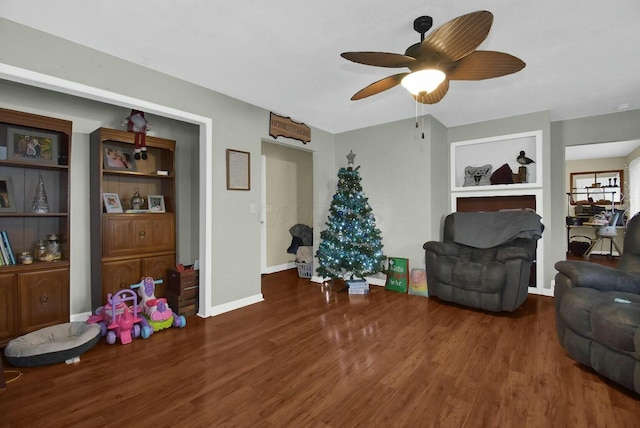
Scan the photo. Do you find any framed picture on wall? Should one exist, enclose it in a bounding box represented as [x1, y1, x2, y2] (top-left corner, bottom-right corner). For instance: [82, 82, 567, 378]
[226, 149, 250, 190]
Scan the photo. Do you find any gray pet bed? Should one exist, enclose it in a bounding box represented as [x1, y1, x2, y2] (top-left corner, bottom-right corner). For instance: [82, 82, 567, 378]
[4, 322, 101, 367]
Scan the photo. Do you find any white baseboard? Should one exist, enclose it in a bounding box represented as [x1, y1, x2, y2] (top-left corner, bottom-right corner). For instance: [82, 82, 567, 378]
[204, 293, 265, 317]
[70, 311, 92, 322]
[263, 262, 296, 274]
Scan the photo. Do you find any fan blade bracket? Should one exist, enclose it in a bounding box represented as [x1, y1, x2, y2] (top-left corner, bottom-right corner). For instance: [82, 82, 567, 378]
[419, 10, 493, 63]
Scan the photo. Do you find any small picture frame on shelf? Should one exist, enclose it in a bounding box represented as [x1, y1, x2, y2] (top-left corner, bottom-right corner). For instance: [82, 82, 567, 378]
[0, 175, 17, 212]
[7, 127, 59, 165]
[103, 144, 137, 171]
[148, 195, 166, 213]
[103, 192, 123, 213]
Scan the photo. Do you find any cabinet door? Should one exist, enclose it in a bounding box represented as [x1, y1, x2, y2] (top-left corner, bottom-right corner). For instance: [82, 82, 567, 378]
[0, 274, 18, 343]
[149, 215, 175, 250]
[102, 259, 141, 303]
[143, 254, 176, 297]
[103, 214, 175, 257]
[18, 268, 69, 334]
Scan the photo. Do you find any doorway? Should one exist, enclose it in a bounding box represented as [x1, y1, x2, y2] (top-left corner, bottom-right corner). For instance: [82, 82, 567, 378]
[261, 141, 313, 274]
[564, 139, 640, 258]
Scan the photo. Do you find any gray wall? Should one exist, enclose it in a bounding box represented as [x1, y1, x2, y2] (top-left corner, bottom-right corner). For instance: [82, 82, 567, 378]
[2, 17, 640, 314]
[0, 18, 337, 313]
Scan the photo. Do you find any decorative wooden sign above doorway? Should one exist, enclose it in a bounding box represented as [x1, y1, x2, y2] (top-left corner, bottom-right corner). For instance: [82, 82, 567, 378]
[269, 112, 311, 144]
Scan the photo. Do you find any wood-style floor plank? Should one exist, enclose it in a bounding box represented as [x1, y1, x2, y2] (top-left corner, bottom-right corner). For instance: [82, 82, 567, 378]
[1, 268, 638, 427]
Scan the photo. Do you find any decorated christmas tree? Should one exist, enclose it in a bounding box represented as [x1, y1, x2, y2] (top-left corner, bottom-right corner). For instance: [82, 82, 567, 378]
[316, 151, 385, 280]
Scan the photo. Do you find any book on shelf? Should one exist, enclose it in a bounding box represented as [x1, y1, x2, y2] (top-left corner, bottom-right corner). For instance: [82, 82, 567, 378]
[0, 230, 15, 265]
[125, 209, 150, 214]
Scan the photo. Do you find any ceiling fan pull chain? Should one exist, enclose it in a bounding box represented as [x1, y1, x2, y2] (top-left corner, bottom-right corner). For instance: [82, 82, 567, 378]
[421, 102, 425, 139]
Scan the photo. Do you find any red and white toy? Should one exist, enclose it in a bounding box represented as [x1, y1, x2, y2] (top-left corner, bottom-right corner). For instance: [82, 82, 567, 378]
[122, 109, 151, 160]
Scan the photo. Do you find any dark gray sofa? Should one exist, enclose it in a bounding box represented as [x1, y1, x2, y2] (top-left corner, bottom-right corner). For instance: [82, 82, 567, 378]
[424, 211, 543, 312]
[554, 212, 640, 394]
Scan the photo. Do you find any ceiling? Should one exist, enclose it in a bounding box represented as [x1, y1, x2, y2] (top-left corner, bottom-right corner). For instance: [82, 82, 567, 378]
[1, 1, 639, 134]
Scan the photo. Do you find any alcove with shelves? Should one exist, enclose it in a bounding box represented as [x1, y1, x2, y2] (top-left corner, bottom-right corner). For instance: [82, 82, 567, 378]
[90, 127, 176, 309]
[450, 130, 542, 192]
[449, 130, 545, 294]
[0, 107, 71, 345]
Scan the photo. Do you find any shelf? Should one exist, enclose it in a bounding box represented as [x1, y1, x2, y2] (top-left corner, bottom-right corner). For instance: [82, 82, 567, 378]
[90, 127, 177, 309]
[450, 130, 542, 191]
[0, 259, 70, 272]
[102, 169, 174, 178]
[0, 160, 69, 170]
[0, 212, 68, 218]
[0, 107, 71, 345]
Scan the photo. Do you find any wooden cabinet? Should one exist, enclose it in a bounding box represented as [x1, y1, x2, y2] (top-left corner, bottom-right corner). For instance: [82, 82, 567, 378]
[0, 273, 17, 343]
[90, 128, 176, 309]
[18, 268, 69, 333]
[166, 268, 199, 317]
[0, 108, 71, 346]
[103, 214, 175, 257]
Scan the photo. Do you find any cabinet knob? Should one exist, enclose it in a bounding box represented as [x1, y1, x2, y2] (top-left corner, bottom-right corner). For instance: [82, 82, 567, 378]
[139, 230, 146, 239]
[40, 294, 49, 305]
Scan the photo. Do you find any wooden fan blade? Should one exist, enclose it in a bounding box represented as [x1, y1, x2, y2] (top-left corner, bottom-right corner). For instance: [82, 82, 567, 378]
[341, 52, 416, 68]
[419, 11, 493, 62]
[351, 72, 410, 100]
[448, 51, 525, 80]
[414, 80, 450, 104]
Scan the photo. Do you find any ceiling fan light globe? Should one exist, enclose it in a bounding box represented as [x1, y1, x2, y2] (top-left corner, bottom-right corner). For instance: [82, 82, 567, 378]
[401, 69, 446, 95]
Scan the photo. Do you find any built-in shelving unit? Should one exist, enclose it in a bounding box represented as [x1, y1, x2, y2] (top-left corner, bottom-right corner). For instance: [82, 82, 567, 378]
[90, 128, 176, 309]
[0, 108, 71, 346]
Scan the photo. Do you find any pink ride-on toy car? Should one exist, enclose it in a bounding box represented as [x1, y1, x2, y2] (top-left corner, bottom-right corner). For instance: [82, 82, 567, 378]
[131, 276, 186, 336]
[87, 288, 151, 344]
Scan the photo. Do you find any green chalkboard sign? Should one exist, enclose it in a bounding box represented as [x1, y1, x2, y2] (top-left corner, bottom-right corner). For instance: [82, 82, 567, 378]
[385, 257, 409, 293]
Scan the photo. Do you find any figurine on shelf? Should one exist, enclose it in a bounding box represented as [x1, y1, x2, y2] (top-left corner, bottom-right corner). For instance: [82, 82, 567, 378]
[122, 109, 151, 160]
[130, 189, 145, 210]
[32, 174, 49, 213]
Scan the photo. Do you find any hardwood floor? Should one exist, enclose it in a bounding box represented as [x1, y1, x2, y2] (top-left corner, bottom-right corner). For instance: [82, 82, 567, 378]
[1, 269, 638, 427]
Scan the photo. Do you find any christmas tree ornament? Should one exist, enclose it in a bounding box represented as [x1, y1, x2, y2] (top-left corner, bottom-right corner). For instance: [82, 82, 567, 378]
[32, 174, 49, 213]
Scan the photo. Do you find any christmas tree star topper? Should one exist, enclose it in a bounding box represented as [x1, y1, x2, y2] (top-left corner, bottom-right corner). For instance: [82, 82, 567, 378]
[346, 150, 356, 166]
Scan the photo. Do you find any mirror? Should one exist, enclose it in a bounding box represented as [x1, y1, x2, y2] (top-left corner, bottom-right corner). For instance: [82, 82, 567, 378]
[569, 169, 624, 205]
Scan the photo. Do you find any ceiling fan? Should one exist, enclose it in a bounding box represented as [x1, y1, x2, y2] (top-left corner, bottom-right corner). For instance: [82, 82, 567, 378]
[341, 10, 525, 104]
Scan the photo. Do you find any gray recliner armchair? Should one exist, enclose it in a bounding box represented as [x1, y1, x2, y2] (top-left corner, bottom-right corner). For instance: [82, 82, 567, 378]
[424, 211, 543, 312]
[555, 212, 640, 394]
